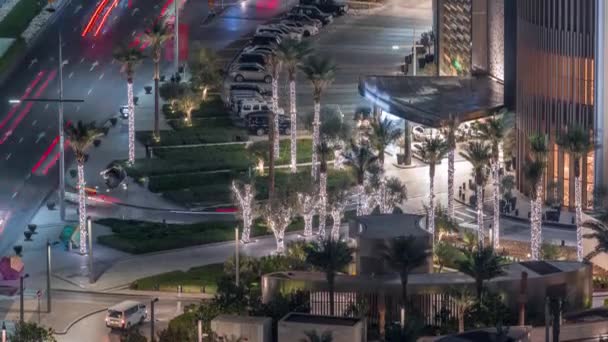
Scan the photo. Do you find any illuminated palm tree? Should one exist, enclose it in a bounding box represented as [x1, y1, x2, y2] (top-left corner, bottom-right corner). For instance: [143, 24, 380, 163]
[276, 38, 313, 173]
[475, 112, 512, 249]
[527, 134, 548, 260]
[440, 114, 459, 219]
[460, 141, 491, 246]
[113, 46, 144, 164]
[582, 217, 608, 261]
[65, 121, 103, 254]
[416, 136, 449, 240]
[264, 52, 283, 160]
[300, 55, 336, 178]
[343, 140, 378, 216]
[456, 246, 505, 300]
[557, 126, 595, 261]
[370, 117, 402, 167]
[317, 141, 331, 237]
[142, 21, 172, 141]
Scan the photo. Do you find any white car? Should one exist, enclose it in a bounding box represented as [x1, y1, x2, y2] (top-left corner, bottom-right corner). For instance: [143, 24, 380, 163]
[229, 62, 266, 72]
[280, 20, 319, 36]
[267, 23, 307, 39]
[105, 301, 147, 330]
[256, 26, 302, 41]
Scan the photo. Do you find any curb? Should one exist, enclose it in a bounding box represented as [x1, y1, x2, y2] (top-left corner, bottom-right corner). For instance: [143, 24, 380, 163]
[53, 308, 107, 335]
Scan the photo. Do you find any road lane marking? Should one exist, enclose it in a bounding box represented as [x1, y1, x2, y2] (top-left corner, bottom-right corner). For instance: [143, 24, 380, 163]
[80, 58, 85, 64]
[5, 153, 11, 160]
[99, 73, 104, 80]
[68, 72, 74, 79]
[32, 120, 37, 126]
[44, 103, 49, 110]
[62, 59, 69, 66]
[90, 61, 99, 71]
[11, 192, 17, 199]
[28, 59, 38, 68]
[76, 105, 81, 112]
[35, 132, 46, 143]
[74, 4, 82, 14]
[87, 88, 93, 95]
[18, 137, 23, 143]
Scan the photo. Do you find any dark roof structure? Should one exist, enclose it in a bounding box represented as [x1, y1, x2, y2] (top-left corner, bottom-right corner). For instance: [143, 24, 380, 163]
[282, 313, 361, 326]
[358, 75, 505, 128]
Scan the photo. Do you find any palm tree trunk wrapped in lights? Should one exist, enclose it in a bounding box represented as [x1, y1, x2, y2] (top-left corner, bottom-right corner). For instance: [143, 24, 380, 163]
[476, 185, 484, 245]
[66, 121, 103, 254]
[460, 141, 491, 248]
[557, 126, 594, 262]
[415, 136, 448, 240]
[318, 171, 328, 236]
[527, 134, 548, 260]
[289, 80, 297, 172]
[530, 184, 543, 260]
[575, 175, 583, 261]
[276, 39, 313, 173]
[492, 162, 500, 249]
[297, 193, 316, 237]
[113, 47, 144, 164]
[376, 177, 407, 214]
[272, 77, 280, 159]
[231, 181, 254, 243]
[448, 149, 455, 217]
[300, 55, 336, 178]
[441, 114, 459, 219]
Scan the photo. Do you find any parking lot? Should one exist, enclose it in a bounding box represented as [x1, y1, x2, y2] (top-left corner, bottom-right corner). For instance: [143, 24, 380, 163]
[222, 0, 432, 120]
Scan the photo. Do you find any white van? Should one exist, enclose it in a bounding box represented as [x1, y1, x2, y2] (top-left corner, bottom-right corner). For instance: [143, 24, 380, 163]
[105, 300, 147, 330]
[236, 98, 272, 118]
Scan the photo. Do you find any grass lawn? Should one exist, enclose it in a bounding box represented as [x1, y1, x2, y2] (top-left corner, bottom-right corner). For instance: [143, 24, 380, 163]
[124, 139, 315, 179]
[0, 39, 24, 74]
[129, 263, 224, 294]
[96, 217, 304, 254]
[162, 169, 354, 207]
[0, 0, 42, 37]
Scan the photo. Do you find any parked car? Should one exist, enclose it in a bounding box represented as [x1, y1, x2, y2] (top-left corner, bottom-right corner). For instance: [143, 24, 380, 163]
[256, 25, 302, 41]
[282, 13, 323, 28]
[235, 53, 268, 67]
[244, 46, 275, 55]
[236, 98, 284, 118]
[119, 105, 130, 119]
[299, 0, 349, 15]
[229, 62, 266, 72]
[105, 301, 147, 330]
[279, 20, 319, 36]
[229, 84, 271, 105]
[291, 5, 333, 25]
[230, 64, 272, 83]
[246, 111, 291, 136]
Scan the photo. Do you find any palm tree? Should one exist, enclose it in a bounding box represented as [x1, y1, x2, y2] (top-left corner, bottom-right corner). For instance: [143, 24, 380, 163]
[65, 121, 103, 254]
[370, 117, 402, 167]
[448, 286, 476, 333]
[376, 177, 407, 214]
[328, 187, 348, 240]
[456, 246, 505, 300]
[318, 142, 332, 237]
[343, 140, 378, 216]
[416, 136, 449, 240]
[460, 141, 491, 246]
[305, 238, 353, 316]
[264, 52, 283, 160]
[276, 38, 313, 173]
[113, 46, 144, 164]
[381, 236, 430, 317]
[582, 218, 608, 261]
[300, 55, 336, 178]
[527, 134, 548, 260]
[524, 160, 545, 260]
[142, 21, 172, 141]
[299, 330, 333, 342]
[557, 126, 595, 261]
[476, 112, 512, 249]
[441, 114, 459, 219]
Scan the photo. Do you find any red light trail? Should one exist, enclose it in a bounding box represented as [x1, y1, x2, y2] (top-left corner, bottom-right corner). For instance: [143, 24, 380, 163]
[93, 0, 119, 36]
[0, 70, 57, 144]
[0, 71, 45, 131]
[82, 0, 110, 37]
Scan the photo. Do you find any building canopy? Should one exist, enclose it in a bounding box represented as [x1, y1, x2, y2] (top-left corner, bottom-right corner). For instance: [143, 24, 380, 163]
[359, 75, 504, 128]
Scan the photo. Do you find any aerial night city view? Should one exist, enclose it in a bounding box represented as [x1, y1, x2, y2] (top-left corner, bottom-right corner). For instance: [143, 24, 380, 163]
[1, 0, 608, 340]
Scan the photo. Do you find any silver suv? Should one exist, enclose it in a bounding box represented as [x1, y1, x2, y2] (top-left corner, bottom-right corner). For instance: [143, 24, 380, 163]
[229, 64, 273, 83]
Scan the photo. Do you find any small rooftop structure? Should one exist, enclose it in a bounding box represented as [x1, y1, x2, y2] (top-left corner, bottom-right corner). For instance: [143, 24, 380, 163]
[350, 214, 431, 275]
[359, 75, 504, 128]
[278, 313, 365, 342]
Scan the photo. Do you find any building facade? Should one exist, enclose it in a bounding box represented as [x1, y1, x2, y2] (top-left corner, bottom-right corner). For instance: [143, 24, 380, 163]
[515, 0, 596, 208]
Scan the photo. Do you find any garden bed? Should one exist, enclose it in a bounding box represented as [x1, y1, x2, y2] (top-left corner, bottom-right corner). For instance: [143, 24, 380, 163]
[129, 263, 224, 294]
[96, 217, 304, 254]
[0, 0, 42, 37]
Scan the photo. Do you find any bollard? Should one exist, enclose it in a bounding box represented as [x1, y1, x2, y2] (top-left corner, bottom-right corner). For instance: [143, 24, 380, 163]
[178, 285, 183, 293]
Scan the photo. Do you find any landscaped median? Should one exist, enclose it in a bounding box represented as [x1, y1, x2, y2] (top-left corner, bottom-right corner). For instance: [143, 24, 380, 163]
[0, 0, 42, 74]
[129, 263, 224, 294]
[95, 217, 304, 254]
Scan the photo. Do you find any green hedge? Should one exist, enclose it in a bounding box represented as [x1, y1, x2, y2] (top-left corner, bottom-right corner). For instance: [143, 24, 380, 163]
[96, 217, 304, 254]
[0, 38, 25, 74]
[148, 171, 237, 193]
[130, 263, 224, 294]
[0, 0, 43, 37]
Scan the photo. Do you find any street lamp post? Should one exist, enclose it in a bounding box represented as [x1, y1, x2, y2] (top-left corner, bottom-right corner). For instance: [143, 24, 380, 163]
[19, 273, 29, 322]
[174, 0, 179, 74]
[46, 240, 51, 313]
[150, 298, 159, 339]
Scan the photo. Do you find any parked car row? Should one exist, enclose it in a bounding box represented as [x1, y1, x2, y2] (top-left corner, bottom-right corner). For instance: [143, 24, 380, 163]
[226, 1, 347, 135]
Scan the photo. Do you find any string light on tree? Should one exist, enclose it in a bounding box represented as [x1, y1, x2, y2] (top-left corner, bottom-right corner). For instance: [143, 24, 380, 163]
[318, 171, 328, 237]
[127, 81, 135, 164]
[264, 202, 294, 254]
[297, 192, 316, 238]
[575, 176, 583, 261]
[330, 197, 346, 241]
[289, 79, 297, 172]
[530, 185, 543, 260]
[492, 161, 500, 249]
[77, 163, 87, 254]
[231, 181, 255, 244]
